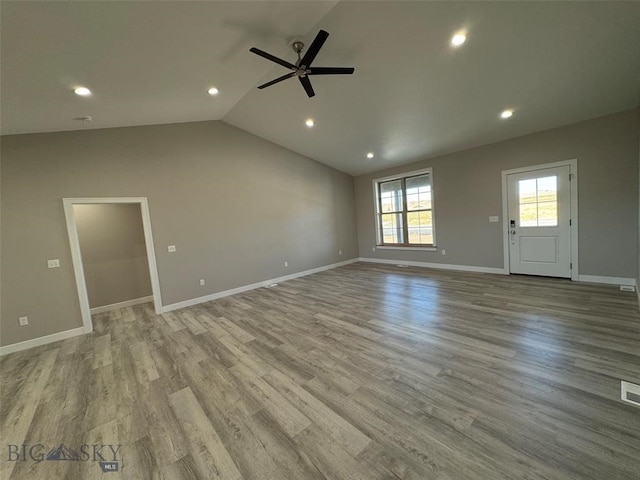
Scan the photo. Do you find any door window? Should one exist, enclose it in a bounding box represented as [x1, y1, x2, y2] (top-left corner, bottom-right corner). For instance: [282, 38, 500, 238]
[518, 176, 558, 227]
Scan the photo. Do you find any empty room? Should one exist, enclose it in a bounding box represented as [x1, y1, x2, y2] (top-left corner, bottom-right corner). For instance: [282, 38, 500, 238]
[1, 1, 639, 479]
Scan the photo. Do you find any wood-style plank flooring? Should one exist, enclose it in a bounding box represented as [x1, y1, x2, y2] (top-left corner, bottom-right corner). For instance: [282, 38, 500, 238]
[1, 263, 639, 479]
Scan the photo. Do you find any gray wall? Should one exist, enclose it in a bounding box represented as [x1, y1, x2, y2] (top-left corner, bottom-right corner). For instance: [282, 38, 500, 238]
[73, 203, 152, 308]
[355, 109, 640, 278]
[1, 121, 358, 346]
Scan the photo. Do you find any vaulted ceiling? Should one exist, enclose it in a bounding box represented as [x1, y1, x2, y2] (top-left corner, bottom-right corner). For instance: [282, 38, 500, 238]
[2, 1, 639, 175]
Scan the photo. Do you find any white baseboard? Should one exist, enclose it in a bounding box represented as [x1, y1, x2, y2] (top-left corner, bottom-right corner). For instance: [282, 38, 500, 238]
[90, 295, 154, 314]
[577, 275, 636, 286]
[360, 259, 639, 287]
[0, 259, 358, 356]
[358, 257, 507, 275]
[161, 258, 359, 313]
[0, 327, 85, 356]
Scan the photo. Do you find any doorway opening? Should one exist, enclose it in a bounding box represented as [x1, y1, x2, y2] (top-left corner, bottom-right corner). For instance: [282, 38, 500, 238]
[501, 160, 578, 280]
[63, 197, 162, 333]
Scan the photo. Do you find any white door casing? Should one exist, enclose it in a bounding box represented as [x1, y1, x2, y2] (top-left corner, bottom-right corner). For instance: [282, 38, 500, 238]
[63, 197, 163, 333]
[502, 160, 578, 280]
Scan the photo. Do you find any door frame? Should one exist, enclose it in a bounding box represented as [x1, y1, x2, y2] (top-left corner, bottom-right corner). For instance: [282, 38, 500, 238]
[63, 197, 163, 334]
[501, 159, 578, 281]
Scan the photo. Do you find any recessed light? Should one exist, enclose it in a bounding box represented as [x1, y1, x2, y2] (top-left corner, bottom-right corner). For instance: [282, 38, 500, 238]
[208, 87, 219, 96]
[305, 118, 315, 128]
[500, 109, 514, 119]
[73, 86, 92, 96]
[366, 152, 374, 159]
[451, 33, 466, 47]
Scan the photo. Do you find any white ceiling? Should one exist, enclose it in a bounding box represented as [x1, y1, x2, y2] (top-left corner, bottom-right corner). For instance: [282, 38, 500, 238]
[2, 1, 639, 176]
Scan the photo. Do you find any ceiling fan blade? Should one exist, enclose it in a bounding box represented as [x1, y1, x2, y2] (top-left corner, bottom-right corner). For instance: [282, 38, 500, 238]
[299, 76, 315, 98]
[249, 47, 297, 70]
[257, 72, 296, 89]
[308, 67, 355, 75]
[300, 30, 329, 67]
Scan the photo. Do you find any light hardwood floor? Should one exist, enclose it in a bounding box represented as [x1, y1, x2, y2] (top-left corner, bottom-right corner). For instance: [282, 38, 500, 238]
[1, 263, 639, 479]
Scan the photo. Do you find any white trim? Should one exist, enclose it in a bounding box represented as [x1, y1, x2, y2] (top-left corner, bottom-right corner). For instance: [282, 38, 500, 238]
[577, 275, 636, 286]
[90, 296, 154, 314]
[139, 199, 163, 313]
[501, 159, 579, 281]
[162, 258, 359, 313]
[376, 246, 437, 252]
[371, 167, 436, 247]
[0, 327, 84, 356]
[63, 197, 163, 334]
[358, 257, 507, 275]
[372, 167, 433, 184]
[570, 161, 579, 282]
[1, 259, 358, 355]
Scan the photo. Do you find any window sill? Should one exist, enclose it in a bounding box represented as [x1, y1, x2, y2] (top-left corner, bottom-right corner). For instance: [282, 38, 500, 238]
[376, 246, 437, 252]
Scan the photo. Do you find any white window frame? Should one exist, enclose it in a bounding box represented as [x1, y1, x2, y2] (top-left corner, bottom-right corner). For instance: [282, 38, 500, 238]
[372, 167, 437, 250]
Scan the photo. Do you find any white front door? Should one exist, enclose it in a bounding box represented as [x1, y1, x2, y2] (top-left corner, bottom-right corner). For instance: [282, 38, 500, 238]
[507, 165, 571, 278]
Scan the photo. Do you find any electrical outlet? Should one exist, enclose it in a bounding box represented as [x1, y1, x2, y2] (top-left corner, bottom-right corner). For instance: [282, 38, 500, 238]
[372, 247, 376, 252]
[284, 261, 288, 267]
[168, 245, 176, 253]
[489, 216, 499, 223]
[339, 250, 342, 256]
[200, 279, 205, 286]
[47, 259, 60, 268]
[19, 316, 28, 326]
[441, 249, 446, 255]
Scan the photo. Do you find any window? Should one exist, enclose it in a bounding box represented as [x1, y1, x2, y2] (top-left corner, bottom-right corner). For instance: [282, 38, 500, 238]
[518, 176, 558, 227]
[374, 168, 435, 247]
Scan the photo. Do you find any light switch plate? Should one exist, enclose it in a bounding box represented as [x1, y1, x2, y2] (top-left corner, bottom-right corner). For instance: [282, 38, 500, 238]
[168, 245, 176, 253]
[47, 259, 60, 268]
[489, 216, 499, 223]
[19, 316, 29, 326]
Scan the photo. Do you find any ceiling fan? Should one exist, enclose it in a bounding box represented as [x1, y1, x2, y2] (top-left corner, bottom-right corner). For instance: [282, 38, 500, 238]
[249, 30, 354, 98]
